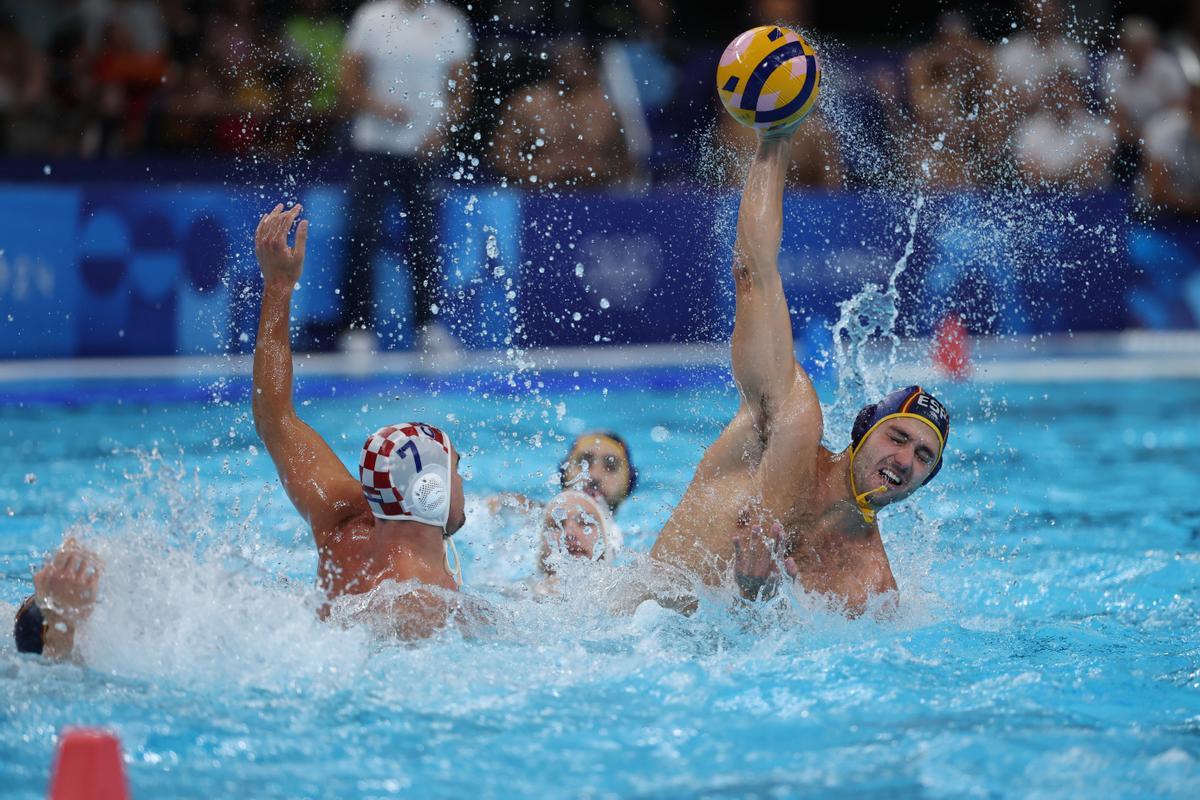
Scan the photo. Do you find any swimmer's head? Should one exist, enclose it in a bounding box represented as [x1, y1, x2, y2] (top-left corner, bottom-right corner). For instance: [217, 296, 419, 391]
[848, 386, 950, 520]
[360, 423, 466, 535]
[539, 490, 620, 572]
[13, 594, 45, 654]
[560, 431, 637, 512]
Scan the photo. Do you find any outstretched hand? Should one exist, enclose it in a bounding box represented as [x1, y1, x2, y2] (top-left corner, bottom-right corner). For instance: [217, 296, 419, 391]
[731, 520, 797, 600]
[255, 203, 309, 288]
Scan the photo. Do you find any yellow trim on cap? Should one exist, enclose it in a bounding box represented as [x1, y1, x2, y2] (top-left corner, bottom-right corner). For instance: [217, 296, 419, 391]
[570, 434, 628, 462]
[851, 413, 946, 459]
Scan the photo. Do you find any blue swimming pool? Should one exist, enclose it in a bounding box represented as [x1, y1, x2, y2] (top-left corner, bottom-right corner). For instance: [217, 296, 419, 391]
[1, 368, 1198, 798]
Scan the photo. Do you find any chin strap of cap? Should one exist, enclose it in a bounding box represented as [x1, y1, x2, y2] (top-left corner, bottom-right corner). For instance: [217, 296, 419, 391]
[444, 538, 462, 588]
[847, 458, 886, 524]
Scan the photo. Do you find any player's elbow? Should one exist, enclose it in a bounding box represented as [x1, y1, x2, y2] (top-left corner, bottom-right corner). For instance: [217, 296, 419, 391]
[250, 392, 290, 443]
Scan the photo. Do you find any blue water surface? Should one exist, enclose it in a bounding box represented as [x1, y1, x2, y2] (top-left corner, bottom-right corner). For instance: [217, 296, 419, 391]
[1, 367, 1197, 799]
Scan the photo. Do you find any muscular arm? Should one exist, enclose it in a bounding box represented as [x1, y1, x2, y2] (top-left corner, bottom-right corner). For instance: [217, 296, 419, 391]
[252, 205, 363, 544]
[730, 133, 805, 428]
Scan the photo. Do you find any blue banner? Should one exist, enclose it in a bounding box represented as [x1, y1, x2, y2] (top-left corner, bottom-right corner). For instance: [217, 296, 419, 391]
[0, 182, 1177, 360]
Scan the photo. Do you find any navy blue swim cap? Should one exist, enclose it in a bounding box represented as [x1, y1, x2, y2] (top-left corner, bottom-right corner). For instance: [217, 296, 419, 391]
[851, 386, 950, 484]
[13, 595, 45, 654]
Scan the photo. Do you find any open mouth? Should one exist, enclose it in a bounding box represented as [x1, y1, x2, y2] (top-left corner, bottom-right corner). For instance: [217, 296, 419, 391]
[879, 467, 903, 488]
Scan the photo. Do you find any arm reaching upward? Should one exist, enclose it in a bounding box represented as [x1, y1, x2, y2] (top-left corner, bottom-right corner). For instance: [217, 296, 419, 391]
[730, 132, 807, 428]
[252, 205, 363, 543]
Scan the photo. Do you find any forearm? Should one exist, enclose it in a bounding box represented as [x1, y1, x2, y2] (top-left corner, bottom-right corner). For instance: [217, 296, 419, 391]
[39, 609, 79, 661]
[730, 135, 797, 409]
[252, 282, 297, 431]
[734, 136, 791, 280]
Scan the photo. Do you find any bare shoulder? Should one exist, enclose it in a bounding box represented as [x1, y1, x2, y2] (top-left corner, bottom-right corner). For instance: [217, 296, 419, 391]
[868, 536, 898, 594]
[311, 484, 372, 547]
[838, 537, 898, 616]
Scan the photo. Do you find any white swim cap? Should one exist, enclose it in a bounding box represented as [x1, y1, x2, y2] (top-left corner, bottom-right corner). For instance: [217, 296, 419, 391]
[359, 423, 454, 530]
[543, 490, 620, 559]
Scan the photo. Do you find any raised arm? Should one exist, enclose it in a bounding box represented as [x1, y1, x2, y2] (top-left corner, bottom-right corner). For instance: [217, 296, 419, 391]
[730, 132, 805, 426]
[252, 205, 363, 542]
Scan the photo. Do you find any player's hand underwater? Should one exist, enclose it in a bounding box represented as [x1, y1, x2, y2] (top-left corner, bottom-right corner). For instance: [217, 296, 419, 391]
[731, 520, 798, 600]
[255, 203, 309, 287]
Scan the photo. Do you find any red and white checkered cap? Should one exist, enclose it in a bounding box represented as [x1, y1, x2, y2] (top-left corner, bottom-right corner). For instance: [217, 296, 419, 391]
[359, 423, 454, 528]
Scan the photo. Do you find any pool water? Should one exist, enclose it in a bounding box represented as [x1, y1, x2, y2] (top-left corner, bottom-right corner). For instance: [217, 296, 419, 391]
[1, 368, 1198, 798]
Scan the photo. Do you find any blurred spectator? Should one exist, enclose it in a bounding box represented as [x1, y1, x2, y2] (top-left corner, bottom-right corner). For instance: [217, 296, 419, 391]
[283, 0, 344, 115]
[337, 0, 475, 353]
[0, 15, 49, 151]
[905, 10, 1006, 188]
[0, 0, 80, 50]
[1012, 68, 1115, 188]
[92, 19, 168, 153]
[492, 38, 633, 188]
[713, 107, 842, 189]
[993, 0, 1088, 115]
[45, 22, 103, 155]
[1141, 79, 1200, 218]
[105, 0, 169, 54]
[1104, 16, 1188, 178]
[1129, 77, 1200, 328]
[160, 0, 201, 64]
[161, 0, 270, 155]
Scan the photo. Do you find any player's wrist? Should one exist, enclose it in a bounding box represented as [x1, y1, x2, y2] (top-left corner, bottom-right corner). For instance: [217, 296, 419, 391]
[735, 572, 779, 600]
[262, 277, 297, 297]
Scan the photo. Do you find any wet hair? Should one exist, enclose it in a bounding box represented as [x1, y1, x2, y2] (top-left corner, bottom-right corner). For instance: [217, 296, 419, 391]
[559, 430, 638, 500]
[13, 595, 45, 654]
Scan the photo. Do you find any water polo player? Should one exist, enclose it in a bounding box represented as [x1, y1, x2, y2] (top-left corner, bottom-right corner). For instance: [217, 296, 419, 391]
[539, 489, 622, 567]
[252, 204, 466, 635]
[649, 121, 951, 614]
[12, 538, 101, 661]
[487, 429, 638, 519]
[522, 489, 622, 596]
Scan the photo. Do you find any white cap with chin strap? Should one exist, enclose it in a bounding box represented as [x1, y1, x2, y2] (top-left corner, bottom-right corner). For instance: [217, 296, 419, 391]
[359, 423, 461, 584]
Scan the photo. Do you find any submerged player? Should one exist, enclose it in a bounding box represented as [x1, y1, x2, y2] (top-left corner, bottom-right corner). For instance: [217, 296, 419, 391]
[523, 489, 622, 595]
[252, 204, 468, 637]
[12, 539, 100, 660]
[649, 127, 951, 614]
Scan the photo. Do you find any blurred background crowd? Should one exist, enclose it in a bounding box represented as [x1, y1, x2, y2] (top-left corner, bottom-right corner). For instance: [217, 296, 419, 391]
[0, 0, 1196, 204]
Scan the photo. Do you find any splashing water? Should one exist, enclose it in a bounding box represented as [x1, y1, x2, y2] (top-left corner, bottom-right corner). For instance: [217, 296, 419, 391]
[826, 192, 926, 443]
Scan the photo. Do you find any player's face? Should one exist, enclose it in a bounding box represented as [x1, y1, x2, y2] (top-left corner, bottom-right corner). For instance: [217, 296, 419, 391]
[542, 498, 604, 560]
[447, 452, 467, 534]
[562, 436, 631, 510]
[852, 418, 940, 507]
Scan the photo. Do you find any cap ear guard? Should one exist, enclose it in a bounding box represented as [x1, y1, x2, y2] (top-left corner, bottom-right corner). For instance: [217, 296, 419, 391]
[408, 471, 449, 523]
